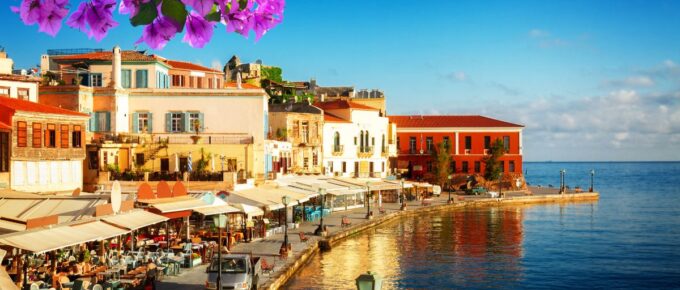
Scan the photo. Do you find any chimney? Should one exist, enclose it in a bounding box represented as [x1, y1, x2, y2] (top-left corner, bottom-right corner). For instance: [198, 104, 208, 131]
[320, 93, 326, 102]
[0, 51, 13, 75]
[111, 46, 122, 88]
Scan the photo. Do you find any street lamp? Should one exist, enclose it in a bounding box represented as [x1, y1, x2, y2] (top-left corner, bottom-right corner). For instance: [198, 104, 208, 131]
[212, 214, 227, 290]
[590, 169, 595, 192]
[315, 188, 327, 236]
[447, 175, 453, 203]
[365, 182, 372, 219]
[399, 179, 406, 210]
[280, 195, 291, 257]
[559, 169, 567, 194]
[355, 271, 383, 290]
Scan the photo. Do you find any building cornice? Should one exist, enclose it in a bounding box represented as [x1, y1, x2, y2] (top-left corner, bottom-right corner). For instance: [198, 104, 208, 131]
[396, 127, 523, 133]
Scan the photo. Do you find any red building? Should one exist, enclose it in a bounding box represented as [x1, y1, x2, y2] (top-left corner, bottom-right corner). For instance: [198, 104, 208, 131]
[388, 115, 524, 179]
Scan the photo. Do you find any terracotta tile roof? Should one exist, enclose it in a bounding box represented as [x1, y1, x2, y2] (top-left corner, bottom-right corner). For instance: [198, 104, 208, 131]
[314, 99, 378, 111]
[223, 82, 261, 89]
[324, 112, 350, 123]
[388, 115, 523, 128]
[0, 74, 41, 83]
[163, 59, 223, 73]
[0, 121, 10, 130]
[52, 51, 156, 62]
[0, 97, 89, 117]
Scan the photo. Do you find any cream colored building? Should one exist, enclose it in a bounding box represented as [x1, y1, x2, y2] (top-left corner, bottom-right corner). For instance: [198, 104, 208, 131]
[317, 100, 391, 178]
[0, 51, 39, 102]
[268, 102, 323, 174]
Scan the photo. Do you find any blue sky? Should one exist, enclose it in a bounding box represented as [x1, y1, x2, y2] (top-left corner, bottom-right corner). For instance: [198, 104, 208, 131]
[2, 0, 680, 161]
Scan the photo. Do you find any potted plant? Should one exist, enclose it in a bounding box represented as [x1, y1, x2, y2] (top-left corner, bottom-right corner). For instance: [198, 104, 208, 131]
[190, 119, 202, 144]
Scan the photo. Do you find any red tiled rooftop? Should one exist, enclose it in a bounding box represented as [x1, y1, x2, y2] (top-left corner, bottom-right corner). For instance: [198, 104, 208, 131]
[0, 97, 89, 117]
[52, 51, 156, 62]
[314, 99, 378, 111]
[163, 59, 223, 73]
[389, 115, 523, 128]
[0, 121, 10, 130]
[324, 112, 350, 123]
[0, 74, 41, 83]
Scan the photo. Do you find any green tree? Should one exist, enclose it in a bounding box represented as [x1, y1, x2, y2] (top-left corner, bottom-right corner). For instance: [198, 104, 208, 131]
[484, 139, 505, 180]
[431, 142, 452, 187]
[261, 66, 283, 82]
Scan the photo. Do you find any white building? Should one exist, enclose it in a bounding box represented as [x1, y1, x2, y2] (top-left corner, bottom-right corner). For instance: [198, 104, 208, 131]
[317, 100, 390, 178]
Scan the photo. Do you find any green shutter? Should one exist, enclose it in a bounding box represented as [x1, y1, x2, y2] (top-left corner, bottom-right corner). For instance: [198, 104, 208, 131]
[165, 112, 172, 132]
[88, 112, 96, 131]
[183, 112, 190, 133]
[136, 70, 148, 88]
[198, 112, 204, 132]
[104, 112, 111, 132]
[148, 113, 153, 133]
[132, 112, 139, 133]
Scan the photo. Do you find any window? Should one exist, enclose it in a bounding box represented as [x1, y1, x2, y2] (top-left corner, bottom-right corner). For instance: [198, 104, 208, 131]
[396, 137, 400, 150]
[189, 76, 195, 88]
[312, 152, 318, 166]
[137, 112, 150, 133]
[443, 136, 449, 147]
[381, 134, 385, 153]
[342, 161, 347, 173]
[426, 137, 433, 153]
[427, 161, 433, 172]
[462, 161, 469, 173]
[88, 151, 99, 170]
[172, 75, 185, 87]
[484, 136, 491, 150]
[500, 161, 505, 173]
[90, 73, 103, 87]
[465, 136, 472, 150]
[409, 137, 416, 153]
[216, 79, 221, 88]
[136, 70, 148, 88]
[0, 132, 8, 172]
[450, 160, 456, 173]
[46, 124, 56, 147]
[72, 125, 82, 148]
[32, 123, 42, 148]
[474, 161, 481, 173]
[171, 113, 183, 132]
[303, 157, 309, 168]
[78, 72, 90, 86]
[300, 121, 309, 143]
[60, 124, 69, 148]
[197, 77, 203, 88]
[354, 136, 357, 145]
[334, 132, 341, 152]
[503, 136, 510, 152]
[17, 121, 27, 147]
[17, 88, 29, 100]
[160, 158, 170, 172]
[136, 153, 145, 166]
[0, 87, 9, 97]
[95, 112, 110, 132]
[509, 160, 515, 172]
[122, 69, 131, 88]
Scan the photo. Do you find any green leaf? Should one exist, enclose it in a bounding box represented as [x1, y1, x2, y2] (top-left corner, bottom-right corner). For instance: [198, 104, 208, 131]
[161, 0, 188, 31]
[205, 11, 221, 22]
[130, 1, 158, 26]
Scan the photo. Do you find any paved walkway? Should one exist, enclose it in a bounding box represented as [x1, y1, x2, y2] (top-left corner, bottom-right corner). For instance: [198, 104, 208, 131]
[158, 187, 562, 289]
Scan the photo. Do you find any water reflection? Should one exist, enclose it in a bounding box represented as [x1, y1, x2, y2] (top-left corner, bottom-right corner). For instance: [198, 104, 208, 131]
[285, 207, 525, 289]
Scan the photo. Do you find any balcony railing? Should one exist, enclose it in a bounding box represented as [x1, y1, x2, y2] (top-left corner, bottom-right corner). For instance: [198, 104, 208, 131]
[97, 133, 253, 145]
[332, 145, 344, 156]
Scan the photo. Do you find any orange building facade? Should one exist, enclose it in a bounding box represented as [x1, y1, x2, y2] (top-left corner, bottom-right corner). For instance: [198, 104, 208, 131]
[389, 115, 524, 179]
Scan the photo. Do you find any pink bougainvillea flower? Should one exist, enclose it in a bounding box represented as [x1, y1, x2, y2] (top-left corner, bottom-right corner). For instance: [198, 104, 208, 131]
[255, 0, 284, 17]
[182, 10, 214, 48]
[222, 0, 253, 37]
[251, 0, 283, 41]
[118, 0, 151, 17]
[181, 0, 214, 16]
[66, 2, 90, 34]
[14, 0, 43, 25]
[86, 0, 119, 41]
[37, 0, 69, 36]
[136, 16, 180, 50]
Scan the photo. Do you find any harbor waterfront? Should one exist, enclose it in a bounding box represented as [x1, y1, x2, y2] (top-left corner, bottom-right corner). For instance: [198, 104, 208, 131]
[283, 162, 680, 289]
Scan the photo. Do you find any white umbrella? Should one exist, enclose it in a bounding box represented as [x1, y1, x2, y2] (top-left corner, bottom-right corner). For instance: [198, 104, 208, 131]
[174, 153, 179, 172]
[187, 152, 193, 172]
[211, 154, 216, 172]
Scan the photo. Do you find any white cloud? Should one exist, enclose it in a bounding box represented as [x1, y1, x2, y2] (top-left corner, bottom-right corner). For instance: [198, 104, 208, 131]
[602, 76, 654, 87]
[529, 29, 549, 38]
[609, 90, 639, 103]
[444, 71, 468, 82]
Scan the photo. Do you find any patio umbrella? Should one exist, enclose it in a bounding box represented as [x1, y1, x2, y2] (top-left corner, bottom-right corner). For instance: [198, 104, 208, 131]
[187, 152, 193, 172]
[174, 153, 179, 172]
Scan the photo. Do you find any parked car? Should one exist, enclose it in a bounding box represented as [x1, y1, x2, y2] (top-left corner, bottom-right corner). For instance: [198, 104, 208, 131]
[205, 254, 261, 290]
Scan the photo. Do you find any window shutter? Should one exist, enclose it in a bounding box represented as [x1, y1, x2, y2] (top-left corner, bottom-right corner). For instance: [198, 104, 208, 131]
[198, 112, 205, 132]
[88, 112, 95, 131]
[81, 128, 86, 146]
[132, 112, 139, 133]
[165, 112, 172, 132]
[148, 113, 153, 133]
[183, 112, 191, 133]
[44, 127, 49, 147]
[105, 112, 111, 132]
[55, 126, 60, 148]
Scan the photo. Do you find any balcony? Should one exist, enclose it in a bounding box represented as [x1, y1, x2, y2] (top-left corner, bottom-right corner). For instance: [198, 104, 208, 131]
[357, 146, 374, 158]
[381, 146, 390, 157]
[332, 145, 344, 156]
[96, 133, 253, 145]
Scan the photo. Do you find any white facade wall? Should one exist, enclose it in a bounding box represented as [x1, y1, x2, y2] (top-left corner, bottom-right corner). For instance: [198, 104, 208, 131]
[0, 79, 38, 102]
[323, 109, 389, 178]
[11, 160, 83, 192]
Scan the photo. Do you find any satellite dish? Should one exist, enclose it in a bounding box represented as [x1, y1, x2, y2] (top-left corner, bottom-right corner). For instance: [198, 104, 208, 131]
[111, 181, 122, 214]
[202, 192, 216, 205]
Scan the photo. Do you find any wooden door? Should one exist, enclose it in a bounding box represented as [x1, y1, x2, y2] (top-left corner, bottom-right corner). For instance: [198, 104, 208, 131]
[119, 148, 130, 171]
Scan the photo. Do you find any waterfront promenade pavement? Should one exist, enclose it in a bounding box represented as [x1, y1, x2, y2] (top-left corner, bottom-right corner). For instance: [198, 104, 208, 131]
[158, 187, 579, 289]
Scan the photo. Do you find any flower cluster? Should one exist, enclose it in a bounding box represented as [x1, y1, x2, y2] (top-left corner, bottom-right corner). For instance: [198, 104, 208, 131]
[10, 0, 284, 49]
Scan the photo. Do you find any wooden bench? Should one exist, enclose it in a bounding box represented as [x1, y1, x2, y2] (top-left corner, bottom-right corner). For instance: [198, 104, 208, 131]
[298, 232, 309, 242]
[341, 216, 352, 227]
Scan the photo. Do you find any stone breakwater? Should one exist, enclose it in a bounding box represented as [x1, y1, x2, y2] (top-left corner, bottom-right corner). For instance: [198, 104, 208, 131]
[262, 191, 599, 289]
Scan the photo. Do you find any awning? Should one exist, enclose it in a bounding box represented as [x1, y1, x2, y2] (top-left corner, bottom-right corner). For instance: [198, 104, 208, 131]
[0, 220, 128, 254]
[148, 198, 211, 213]
[101, 210, 169, 231]
[233, 185, 310, 211]
[233, 203, 264, 217]
[0, 265, 18, 290]
[194, 205, 241, 216]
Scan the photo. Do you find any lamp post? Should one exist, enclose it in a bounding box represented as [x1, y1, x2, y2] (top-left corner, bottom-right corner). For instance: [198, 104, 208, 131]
[590, 169, 595, 192]
[355, 271, 383, 290]
[559, 169, 567, 194]
[400, 179, 406, 210]
[315, 188, 327, 236]
[365, 182, 372, 219]
[447, 175, 453, 204]
[212, 214, 227, 290]
[280, 195, 291, 257]
[498, 173, 503, 198]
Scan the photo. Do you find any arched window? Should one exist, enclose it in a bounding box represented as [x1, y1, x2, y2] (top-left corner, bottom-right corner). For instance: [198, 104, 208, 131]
[359, 131, 364, 152]
[364, 131, 370, 152]
[382, 134, 385, 153]
[334, 132, 340, 152]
